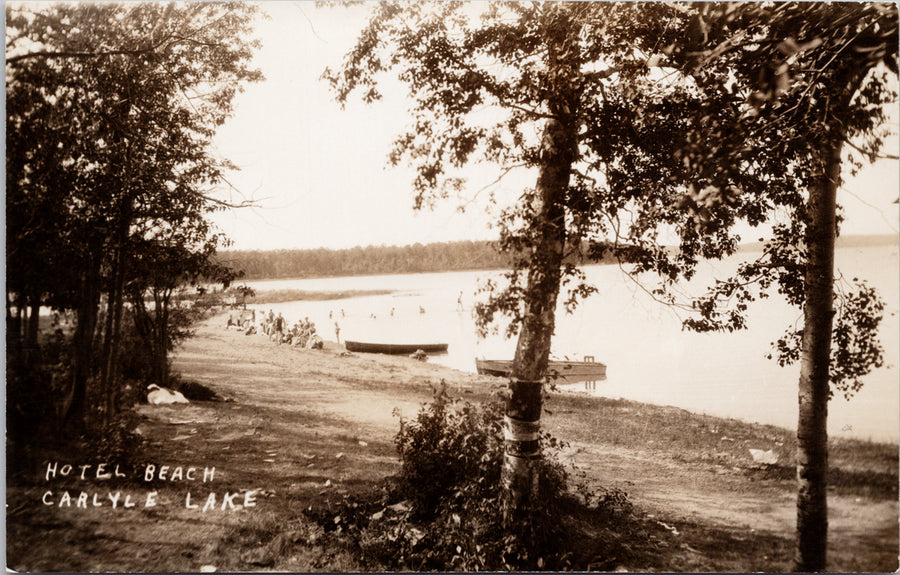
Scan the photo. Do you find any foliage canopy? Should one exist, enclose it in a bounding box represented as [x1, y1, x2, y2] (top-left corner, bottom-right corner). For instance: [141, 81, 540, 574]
[6, 1, 262, 425]
[327, 0, 896, 396]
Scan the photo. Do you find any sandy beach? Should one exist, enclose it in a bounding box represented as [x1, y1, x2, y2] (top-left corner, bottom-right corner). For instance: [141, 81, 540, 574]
[7, 312, 898, 572]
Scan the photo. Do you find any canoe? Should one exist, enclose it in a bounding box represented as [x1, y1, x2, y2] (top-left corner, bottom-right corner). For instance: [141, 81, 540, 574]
[344, 340, 449, 355]
[475, 358, 607, 383]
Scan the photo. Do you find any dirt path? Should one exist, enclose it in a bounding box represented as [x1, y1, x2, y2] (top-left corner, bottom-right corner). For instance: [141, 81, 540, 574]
[7, 313, 896, 572]
[173, 315, 497, 438]
[556, 439, 898, 571]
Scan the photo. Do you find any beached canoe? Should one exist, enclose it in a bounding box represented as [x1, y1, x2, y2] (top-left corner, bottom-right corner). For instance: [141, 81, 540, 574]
[475, 358, 607, 383]
[344, 340, 449, 355]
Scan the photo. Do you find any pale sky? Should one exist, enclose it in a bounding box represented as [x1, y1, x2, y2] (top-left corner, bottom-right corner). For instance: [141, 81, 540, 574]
[210, 2, 900, 252]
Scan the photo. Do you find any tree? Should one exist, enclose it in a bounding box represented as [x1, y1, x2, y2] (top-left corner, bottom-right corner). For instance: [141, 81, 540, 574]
[127, 224, 237, 389]
[652, 3, 897, 571]
[326, 2, 716, 523]
[6, 2, 262, 427]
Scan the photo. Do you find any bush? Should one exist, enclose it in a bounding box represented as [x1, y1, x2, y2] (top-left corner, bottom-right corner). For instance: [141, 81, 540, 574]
[394, 383, 505, 517]
[311, 383, 630, 571]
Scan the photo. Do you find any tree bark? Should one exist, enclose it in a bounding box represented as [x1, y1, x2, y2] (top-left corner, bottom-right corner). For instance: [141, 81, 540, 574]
[104, 236, 128, 421]
[504, 117, 577, 521]
[98, 253, 118, 426]
[793, 66, 868, 572]
[154, 290, 171, 388]
[793, 137, 841, 572]
[6, 293, 23, 362]
[67, 255, 100, 430]
[25, 294, 42, 364]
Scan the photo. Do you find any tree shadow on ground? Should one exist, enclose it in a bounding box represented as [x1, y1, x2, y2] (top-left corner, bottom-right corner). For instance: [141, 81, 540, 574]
[743, 463, 898, 500]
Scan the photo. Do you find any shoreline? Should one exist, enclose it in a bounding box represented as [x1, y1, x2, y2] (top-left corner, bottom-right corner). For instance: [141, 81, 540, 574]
[222, 302, 900, 446]
[7, 311, 897, 572]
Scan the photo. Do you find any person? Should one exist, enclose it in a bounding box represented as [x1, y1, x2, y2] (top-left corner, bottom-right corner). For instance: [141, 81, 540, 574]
[275, 313, 284, 344]
[457, 291, 464, 311]
[334, 321, 341, 344]
[419, 305, 426, 314]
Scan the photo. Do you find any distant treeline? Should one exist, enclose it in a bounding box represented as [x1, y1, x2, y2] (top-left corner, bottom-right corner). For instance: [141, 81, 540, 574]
[216, 240, 624, 280]
[215, 234, 896, 281]
[216, 240, 511, 280]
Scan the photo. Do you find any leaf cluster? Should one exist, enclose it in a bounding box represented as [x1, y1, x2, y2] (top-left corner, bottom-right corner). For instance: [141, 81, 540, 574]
[653, 3, 897, 393]
[766, 278, 888, 400]
[7, 2, 263, 308]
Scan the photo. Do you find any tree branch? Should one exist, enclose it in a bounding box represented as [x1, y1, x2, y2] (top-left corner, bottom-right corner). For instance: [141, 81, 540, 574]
[7, 47, 151, 64]
[198, 194, 258, 209]
[845, 138, 899, 160]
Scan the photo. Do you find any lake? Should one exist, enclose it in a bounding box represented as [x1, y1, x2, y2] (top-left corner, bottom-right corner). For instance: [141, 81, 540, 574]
[244, 242, 899, 444]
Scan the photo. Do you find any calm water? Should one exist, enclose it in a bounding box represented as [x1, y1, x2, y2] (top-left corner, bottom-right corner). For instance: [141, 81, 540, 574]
[245, 243, 899, 443]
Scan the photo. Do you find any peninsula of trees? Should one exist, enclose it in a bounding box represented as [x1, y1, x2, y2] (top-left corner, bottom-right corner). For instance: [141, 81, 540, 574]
[216, 239, 627, 280]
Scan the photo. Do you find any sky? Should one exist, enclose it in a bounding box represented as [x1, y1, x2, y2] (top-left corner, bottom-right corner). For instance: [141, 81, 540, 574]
[210, 2, 900, 252]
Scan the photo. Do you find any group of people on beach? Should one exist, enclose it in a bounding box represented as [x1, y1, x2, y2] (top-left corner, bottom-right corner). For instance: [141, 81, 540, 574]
[224, 292, 463, 349]
[226, 309, 325, 349]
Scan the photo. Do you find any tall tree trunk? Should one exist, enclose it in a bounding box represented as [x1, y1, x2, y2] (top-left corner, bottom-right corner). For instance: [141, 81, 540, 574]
[793, 67, 866, 573]
[153, 290, 171, 388]
[98, 257, 117, 426]
[793, 139, 840, 572]
[6, 293, 23, 362]
[67, 257, 100, 430]
[156, 321, 169, 388]
[103, 238, 128, 422]
[25, 293, 41, 364]
[502, 8, 580, 525]
[504, 115, 576, 521]
[26, 297, 39, 340]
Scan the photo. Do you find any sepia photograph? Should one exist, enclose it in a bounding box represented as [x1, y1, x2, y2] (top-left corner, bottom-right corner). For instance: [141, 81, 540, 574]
[6, 1, 899, 572]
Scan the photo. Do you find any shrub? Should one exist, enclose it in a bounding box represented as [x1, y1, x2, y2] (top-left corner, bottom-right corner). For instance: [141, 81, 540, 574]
[313, 382, 626, 571]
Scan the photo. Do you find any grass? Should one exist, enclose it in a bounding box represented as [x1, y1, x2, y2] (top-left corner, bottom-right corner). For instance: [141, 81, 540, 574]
[544, 393, 898, 501]
[247, 289, 395, 304]
[10, 383, 897, 572]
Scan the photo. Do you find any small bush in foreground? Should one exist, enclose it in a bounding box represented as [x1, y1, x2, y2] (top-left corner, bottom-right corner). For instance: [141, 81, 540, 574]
[308, 383, 637, 571]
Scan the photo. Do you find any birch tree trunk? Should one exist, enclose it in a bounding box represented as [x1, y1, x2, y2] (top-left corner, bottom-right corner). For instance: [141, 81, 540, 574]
[67, 257, 100, 430]
[502, 9, 581, 524]
[794, 137, 841, 572]
[794, 67, 867, 572]
[504, 115, 574, 522]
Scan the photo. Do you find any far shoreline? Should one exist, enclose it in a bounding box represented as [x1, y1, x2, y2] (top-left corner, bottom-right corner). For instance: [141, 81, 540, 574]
[222, 233, 899, 283]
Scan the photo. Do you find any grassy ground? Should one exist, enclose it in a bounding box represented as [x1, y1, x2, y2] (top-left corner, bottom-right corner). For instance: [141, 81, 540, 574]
[6, 313, 898, 572]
